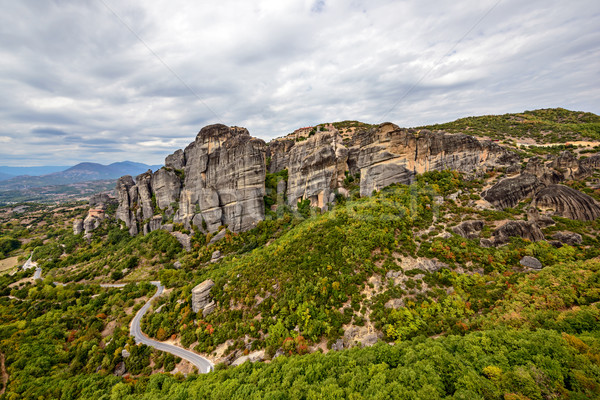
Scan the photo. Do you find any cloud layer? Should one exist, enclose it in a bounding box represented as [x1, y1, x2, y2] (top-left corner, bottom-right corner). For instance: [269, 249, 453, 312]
[1, 0, 599, 166]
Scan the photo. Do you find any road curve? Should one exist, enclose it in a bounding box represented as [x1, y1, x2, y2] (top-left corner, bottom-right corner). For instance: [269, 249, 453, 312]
[130, 281, 214, 374]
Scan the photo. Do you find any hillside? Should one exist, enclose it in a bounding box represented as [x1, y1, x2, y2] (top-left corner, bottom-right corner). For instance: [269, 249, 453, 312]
[417, 108, 600, 144]
[1, 109, 600, 398]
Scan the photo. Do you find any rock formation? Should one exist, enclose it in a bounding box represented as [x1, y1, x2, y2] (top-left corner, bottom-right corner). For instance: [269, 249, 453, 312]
[192, 279, 215, 315]
[357, 123, 518, 197]
[523, 157, 563, 185]
[520, 256, 543, 270]
[551, 231, 583, 246]
[116, 124, 266, 235]
[452, 220, 485, 239]
[482, 174, 545, 209]
[286, 130, 348, 208]
[489, 220, 544, 246]
[75, 193, 116, 236]
[115, 122, 521, 237]
[73, 219, 84, 235]
[531, 184, 600, 221]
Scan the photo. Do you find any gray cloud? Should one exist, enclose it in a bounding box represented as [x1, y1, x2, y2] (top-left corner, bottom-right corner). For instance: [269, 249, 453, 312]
[0, 0, 598, 166]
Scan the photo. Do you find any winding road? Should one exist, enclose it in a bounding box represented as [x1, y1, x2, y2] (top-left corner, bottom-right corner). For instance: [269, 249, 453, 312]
[29, 265, 213, 374]
[130, 281, 214, 373]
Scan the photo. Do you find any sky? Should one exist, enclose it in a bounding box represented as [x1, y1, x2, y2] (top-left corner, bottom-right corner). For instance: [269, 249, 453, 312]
[0, 0, 599, 166]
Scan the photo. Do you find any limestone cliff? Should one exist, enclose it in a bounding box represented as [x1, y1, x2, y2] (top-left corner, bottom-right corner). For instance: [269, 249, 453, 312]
[357, 123, 518, 197]
[116, 124, 266, 235]
[116, 122, 521, 237]
[285, 130, 348, 208]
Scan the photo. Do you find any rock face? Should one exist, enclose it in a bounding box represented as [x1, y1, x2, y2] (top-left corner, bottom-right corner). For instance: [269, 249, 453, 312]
[531, 185, 600, 221]
[268, 139, 295, 174]
[73, 219, 84, 235]
[116, 122, 520, 237]
[116, 124, 266, 235]
[192, 279, 215, 314]
[286, 130, 348, 208]
[552, 150, 600, 180]
[482, 174, 545, 209]
[357, 124, 518, 197]
[452, 220, 485, 239]
[523, 157, 563, 185]
[491, 220, 544, 246]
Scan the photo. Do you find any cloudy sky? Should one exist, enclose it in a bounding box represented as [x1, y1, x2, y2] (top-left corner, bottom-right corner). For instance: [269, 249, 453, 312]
[1, 0, 599, 166]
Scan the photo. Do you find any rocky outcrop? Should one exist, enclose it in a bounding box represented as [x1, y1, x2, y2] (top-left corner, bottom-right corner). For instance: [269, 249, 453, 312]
[286, 130, 348, 208]
[175, 125, 266, 233]
[490, 220, 544, 246]
[358, 123, 518, 197]
[551, 231, 583, 246]
[165, 149, 185, 170]
[531, 185, 600, 221]
[116, 124, 266, 235]
[524, 157, 563, 185]
[75, 193, 115, 236]
[482, 174, 545, 209]
[73, 219, 83, 235]
[192, 279, 215, 314]
[115, 176, 139, 235]
[89, 193, 112, 208]
[452, 220, 485, 239]
[170, 231, 191, 251]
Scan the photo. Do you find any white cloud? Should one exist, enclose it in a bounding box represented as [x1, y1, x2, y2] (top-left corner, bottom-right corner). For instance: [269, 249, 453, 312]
[0, 0, 598, 166]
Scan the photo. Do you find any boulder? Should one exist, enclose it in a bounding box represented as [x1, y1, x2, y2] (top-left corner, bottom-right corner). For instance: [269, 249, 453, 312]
[230, 350, 265, 367]
[192, 279, 215, 314]
[551, 231, 583, 246]
[208, 229, 227, 245]
[520, 256, 543, 270]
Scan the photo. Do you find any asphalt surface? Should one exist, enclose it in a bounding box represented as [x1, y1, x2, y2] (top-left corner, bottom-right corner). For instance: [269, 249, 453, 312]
[130, 281, 214, 373]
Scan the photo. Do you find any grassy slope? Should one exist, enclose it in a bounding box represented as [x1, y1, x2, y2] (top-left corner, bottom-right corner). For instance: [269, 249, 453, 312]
[417, 108, 600, 143]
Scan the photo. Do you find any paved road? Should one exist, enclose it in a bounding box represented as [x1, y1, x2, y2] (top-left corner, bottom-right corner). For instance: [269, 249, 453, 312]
[130, 281, 214, 374]
[30, 267, 213, 374]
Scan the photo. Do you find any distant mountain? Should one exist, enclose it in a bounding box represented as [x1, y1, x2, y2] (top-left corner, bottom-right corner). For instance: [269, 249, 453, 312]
[0, 165, 69, 177]
[0, 172, 14, 182]
[0, 161, 161, 191]
[57, 161, 162, 181]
